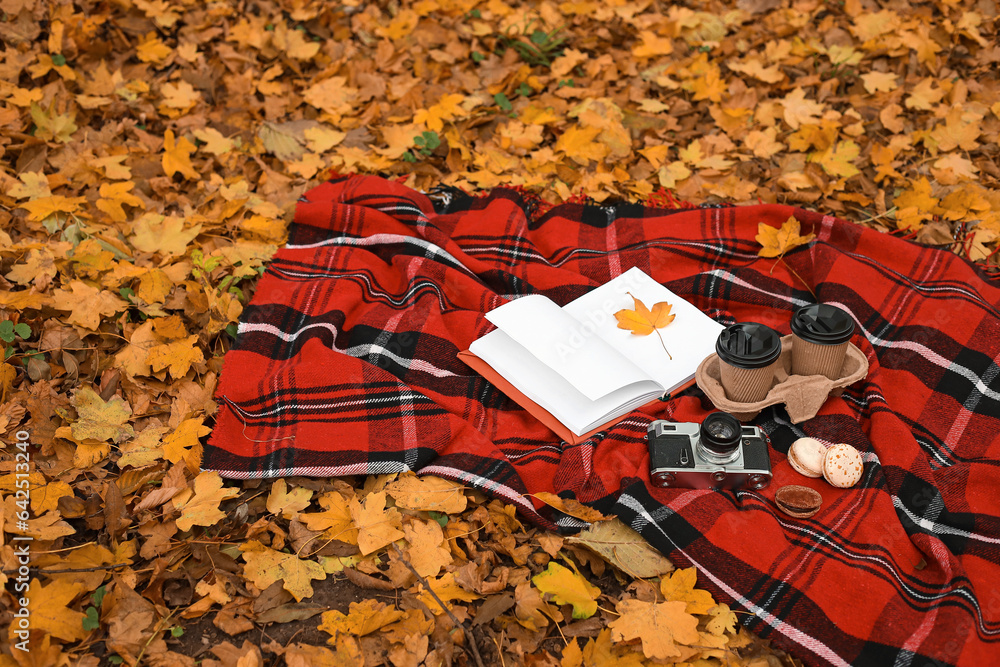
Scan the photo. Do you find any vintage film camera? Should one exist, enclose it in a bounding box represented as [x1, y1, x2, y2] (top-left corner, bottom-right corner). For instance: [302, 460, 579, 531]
[648, 412, 772, 490]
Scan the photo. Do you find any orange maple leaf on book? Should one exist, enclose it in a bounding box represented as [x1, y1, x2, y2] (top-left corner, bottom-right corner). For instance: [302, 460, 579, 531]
[614, 292, 676, 360]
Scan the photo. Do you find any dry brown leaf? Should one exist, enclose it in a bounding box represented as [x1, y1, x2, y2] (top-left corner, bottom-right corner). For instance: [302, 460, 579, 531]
[565, 518, 674, 579]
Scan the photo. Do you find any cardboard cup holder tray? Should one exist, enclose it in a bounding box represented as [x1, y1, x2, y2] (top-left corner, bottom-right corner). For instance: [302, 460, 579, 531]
[695, 335, 869, 423]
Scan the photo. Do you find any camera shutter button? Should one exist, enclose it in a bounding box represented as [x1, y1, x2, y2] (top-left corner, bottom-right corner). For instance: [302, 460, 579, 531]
[653, 471, 675, 486]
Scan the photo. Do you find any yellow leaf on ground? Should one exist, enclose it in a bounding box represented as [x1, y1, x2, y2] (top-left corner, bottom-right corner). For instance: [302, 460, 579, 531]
[349, 491, 404, 555]
[705, 603, 738, 635]
[403, 519, 452, 578]
[19, 579, 88, 643]
[301, 491, 359, 545]
[30, 103, 77, 142]
[416, 572, 481, 614]
[609, 599, 700, 660]
[147, 334, 205, 379]
[756, 215, 816, 258]
[303, 76, 358, 117]
[4, 500, 76, 541]
[115, 320, 157, 376]
[632, 30, 673, 58]
[931, 153, 979, 185]
[414, 93, 467, 132]
[304, 125, 346, 153]
[273, 23, 321, 60]
[319, 599, 404, 639]
[162, 129, 200, 180]
[92, 154, 132, 179]
[18, 194, 86, 223]
[267, 479, 314, 519]
[781, 88, 824, 129]
[193, 127, 234, 155]
[285, 641, 363, 667]
[384, 473, 467, 514]
[894, 177, 939, 215]
[555, 125, 607, 165]
[241, 539, 327, 601]
[71, 386, 134, 443]
[532, 562, 600, 619]
[117, 425, 169, 469]
[161, 417, 210, 469]
[905, 78, 945, 111]
[929, 107, 981, 153]
[659, 567, 717, 614]
[136, 33, 172, 64]
[514, 580, 563, 631]
[175, 471, 238, 532]
[562, 628, 646, 667]
[744, 127, 785, 159]
[860, 71, 897, 94]
[8, 171, 51, 199]
[130, 213, 202, 256]
[96, 181, 144, 222]
[810, 140, 861, 179]
[6, 248, 57, 287]
[136, 269, 173, 304]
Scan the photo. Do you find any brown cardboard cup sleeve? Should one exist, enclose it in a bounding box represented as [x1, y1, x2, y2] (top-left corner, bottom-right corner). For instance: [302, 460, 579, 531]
[695, 335, 869, 423]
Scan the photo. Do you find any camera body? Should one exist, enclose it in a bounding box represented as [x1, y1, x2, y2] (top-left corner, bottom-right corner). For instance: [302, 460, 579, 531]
[648, 413, 772, 491]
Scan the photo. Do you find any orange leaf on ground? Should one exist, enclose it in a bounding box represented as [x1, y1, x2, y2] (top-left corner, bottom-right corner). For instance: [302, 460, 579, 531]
[175, 471, 238, 532]
[241, 539, 327, 601]
[660, 567, 717, 615]
[349, 490, 404, 555]
[319, 599, 404, 639]
[609, 598, 700, 660]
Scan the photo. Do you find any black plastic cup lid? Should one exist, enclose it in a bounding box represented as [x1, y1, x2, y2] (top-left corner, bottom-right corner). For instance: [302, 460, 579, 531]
[715, 322, 782, 369]
[791, 304, 855, 345]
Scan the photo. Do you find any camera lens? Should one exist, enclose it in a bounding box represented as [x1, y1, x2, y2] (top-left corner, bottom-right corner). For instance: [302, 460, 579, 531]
[699, 412, 742, 463]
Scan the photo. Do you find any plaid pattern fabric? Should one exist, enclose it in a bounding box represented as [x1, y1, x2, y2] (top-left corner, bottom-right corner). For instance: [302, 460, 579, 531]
[204, 175, 1000, 667]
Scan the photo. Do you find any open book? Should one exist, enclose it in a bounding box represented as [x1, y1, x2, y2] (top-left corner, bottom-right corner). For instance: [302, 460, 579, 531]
[459, 267, 724, 443]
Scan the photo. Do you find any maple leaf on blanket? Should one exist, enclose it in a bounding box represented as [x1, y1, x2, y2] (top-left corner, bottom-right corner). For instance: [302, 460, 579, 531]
[756, 215, 818, 297]
[614, 292, 676, 360]
[756, 215, 817, 258]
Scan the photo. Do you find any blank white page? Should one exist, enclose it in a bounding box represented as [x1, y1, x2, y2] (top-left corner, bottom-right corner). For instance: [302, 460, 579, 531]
[562, 267, 724, 395]
[469, 328, 663, 435]
[483, 294, 651, 401]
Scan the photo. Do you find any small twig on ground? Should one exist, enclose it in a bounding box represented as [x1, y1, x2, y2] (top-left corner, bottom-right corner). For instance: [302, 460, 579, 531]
[1, 562, 129, 575]
[391, 543, 486, 667]
[849, 206, 897, 225]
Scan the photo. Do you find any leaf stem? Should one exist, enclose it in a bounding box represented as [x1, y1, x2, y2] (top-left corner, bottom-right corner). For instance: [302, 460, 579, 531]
[654, 329, 672, 360]
[775, 256, 817, 301]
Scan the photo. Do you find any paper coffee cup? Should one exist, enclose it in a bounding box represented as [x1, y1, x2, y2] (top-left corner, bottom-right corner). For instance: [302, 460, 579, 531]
[790, 304, 855, 379]
[715, 323, 782, 403]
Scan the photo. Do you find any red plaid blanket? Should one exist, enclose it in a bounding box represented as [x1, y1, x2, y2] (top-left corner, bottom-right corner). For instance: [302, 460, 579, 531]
[205, 175, 1000, 667]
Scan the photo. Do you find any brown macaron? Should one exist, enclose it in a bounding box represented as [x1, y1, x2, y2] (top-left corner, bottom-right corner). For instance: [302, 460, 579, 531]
[775, 485, 823, 518]
[787, 437, 827, 478]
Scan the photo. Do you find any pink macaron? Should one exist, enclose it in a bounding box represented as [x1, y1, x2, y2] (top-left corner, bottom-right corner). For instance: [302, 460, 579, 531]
[822, 443, 864, 488]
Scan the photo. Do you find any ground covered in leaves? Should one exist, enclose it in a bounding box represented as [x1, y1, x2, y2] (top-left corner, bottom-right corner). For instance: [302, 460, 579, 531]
[1, 0, 998, 664]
